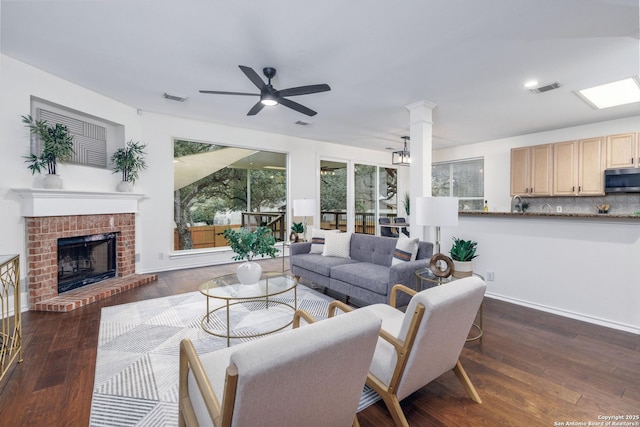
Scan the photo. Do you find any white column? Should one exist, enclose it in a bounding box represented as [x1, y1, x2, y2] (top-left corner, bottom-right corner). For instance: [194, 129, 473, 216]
[406, 100, 437, 241]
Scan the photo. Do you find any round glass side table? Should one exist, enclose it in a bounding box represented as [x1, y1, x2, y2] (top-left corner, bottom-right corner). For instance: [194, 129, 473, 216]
[414, 268, 484, 342]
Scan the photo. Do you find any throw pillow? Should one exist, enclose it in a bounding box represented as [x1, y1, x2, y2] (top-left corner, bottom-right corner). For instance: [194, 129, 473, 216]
[391, 233, 419, 265]
[309, 228, 340, 254]
[322, 232, 352, 258]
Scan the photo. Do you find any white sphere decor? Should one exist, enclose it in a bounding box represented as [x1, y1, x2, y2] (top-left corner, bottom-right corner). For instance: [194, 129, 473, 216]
[236, 261, 262, 285]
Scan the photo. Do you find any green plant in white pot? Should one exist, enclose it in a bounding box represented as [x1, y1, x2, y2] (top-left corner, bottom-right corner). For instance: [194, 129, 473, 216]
[449, 237, 478, 278]
[223, 226, 279, 285]
[110, 140, 147, 192]
[22, 114, 75, 189]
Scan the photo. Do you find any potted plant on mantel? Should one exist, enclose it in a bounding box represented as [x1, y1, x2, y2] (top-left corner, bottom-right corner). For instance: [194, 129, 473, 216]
[110, 140, 147, 192]
[223, 226, 280, 285]
[449, 237, 478, 278]
[22, 114, 75, 189]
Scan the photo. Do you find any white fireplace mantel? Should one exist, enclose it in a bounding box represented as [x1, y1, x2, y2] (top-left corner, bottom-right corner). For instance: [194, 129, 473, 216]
[11, 188, 147, 217]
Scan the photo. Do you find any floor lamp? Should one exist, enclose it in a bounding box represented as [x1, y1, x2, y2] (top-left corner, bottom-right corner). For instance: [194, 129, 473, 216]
[415, 196, 459, 254]
[293, 199, 316, 241]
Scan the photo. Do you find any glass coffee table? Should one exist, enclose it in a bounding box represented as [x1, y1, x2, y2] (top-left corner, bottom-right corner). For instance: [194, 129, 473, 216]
[199, 271, 298, 346]
[415, 268, 484, 342]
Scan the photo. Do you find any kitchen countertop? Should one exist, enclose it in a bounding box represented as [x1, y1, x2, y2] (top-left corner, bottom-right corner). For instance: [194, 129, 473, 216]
[460, 211, 640, 220]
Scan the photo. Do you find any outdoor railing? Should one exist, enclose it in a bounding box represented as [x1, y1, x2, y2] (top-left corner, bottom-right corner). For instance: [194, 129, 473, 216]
[241, 211, 286, 241]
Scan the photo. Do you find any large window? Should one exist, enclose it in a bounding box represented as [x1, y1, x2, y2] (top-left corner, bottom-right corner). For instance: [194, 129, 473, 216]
[173, 140, 287, 251]
[320, 160, 347, 231]
[432, 158, 484, 211]
[320, 160, 397, 234]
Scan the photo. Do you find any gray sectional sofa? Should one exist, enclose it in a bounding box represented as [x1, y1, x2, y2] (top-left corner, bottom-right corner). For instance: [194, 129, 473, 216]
[290, 233, 434, 306]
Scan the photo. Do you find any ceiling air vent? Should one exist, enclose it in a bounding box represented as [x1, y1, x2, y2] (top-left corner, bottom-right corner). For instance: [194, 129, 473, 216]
[529, 82, 561, 94]
[295, 120, 311, 126]
[163, 93, 188, 102]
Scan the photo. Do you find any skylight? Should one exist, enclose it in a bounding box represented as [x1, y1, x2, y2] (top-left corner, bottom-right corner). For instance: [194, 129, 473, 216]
[578, 77, 640, 109]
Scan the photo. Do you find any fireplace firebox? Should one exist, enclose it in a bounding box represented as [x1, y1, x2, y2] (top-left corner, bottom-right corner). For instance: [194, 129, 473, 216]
[57, 233, 117, 293]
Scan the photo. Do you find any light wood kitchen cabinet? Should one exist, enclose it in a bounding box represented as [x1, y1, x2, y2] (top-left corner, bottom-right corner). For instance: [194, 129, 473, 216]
[606, 133, 638, 168]
[510, 147, 529, 196]
[577, 137, 605, 195]
[552, 138, 606, 196]
[553, 140, 578, 195]
[510, 144, 553, 196]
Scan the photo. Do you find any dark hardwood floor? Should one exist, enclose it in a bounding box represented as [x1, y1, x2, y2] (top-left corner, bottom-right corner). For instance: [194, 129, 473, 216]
[1, 258, 638, 426]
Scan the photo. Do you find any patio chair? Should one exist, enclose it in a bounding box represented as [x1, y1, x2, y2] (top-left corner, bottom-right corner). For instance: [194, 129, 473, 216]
[379, 217, 398, 238]
[394, 217, 410, 237]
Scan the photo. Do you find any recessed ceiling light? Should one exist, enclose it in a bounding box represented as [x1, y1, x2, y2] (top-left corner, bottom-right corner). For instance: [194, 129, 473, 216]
[578, 77, 640, 109]
[524, 80, 539, 88]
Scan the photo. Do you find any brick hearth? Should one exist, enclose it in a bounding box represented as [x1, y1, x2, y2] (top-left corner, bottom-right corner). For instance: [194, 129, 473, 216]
[26, 213, 156, 312]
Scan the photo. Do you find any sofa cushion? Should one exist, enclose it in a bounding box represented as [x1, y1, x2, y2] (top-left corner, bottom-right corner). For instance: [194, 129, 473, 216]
[292, 253, 357, 276]
[330, 262, 390, 296]
[350, 234, 398, 266]
[310, 228, 340, 254]
[391, 233, 419, 265]
[322, 232, 352, 258]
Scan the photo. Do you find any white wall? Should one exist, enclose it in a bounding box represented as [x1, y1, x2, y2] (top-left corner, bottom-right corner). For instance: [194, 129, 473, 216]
[138, 111, 390, 272]
[434, 118, 640, 333]
[434, 116, 640, 212]
[0, 55, 390, 293]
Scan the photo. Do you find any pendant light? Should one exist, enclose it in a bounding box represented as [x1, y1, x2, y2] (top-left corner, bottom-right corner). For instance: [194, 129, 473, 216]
[392, 136, 411, 166]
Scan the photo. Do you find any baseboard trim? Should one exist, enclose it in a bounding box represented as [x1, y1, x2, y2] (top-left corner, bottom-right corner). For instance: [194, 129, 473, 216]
[486, 292, 640, 335]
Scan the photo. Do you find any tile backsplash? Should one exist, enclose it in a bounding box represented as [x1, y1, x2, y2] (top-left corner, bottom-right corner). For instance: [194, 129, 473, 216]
[522, 193, 640, 215]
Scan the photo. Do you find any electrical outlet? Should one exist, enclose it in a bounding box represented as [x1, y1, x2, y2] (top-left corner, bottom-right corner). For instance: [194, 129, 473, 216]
[158, 252, 164, 260]
[486, 271, 495, 281]
[135, 253, 140, 262]
[556, 206, 562, 213]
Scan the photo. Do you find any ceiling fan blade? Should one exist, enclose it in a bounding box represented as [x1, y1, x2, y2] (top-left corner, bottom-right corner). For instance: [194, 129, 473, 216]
[199, 90, 259, 96]
[247, 101, 266, 116]
[279, 98, 317, 116]
[277, 84, 331, 97]
[239, 65, 267, 91]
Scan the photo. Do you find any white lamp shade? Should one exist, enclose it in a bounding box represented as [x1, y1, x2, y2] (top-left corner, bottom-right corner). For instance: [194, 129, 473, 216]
[415, 197, 459, 227]
[293, 199, 316, 216]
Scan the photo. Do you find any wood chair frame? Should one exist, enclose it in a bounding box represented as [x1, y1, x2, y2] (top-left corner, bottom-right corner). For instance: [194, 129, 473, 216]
[330, 284, 482, 427]
[179, 309, 361, 427]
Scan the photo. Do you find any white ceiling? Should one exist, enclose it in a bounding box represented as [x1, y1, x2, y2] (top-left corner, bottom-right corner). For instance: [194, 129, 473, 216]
[1, 0, 639, 152]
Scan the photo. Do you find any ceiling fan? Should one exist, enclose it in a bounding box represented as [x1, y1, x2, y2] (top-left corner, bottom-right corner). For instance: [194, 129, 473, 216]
[199, 65, 330, 116]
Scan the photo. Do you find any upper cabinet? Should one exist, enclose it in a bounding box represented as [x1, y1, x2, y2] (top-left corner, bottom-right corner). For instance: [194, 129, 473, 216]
[513, 135, 609, 197]
[577, 137, 606, 195]
[606, 133, 638, 168]
[510, 147, 529, 196]
[553, 141, 578, 196]
[510, 144, 553, 196]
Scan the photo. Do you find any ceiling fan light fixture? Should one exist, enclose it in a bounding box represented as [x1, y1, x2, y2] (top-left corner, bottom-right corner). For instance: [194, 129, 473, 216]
[392, 136, 411, 166]
[260, 93, 279, 106]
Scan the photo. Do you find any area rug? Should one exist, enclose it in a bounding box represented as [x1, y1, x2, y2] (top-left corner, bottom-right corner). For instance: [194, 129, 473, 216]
[89, 284, 380, 426]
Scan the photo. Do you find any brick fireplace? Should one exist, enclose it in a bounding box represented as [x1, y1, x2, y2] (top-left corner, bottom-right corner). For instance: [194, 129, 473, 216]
[14, 189, 157, 312]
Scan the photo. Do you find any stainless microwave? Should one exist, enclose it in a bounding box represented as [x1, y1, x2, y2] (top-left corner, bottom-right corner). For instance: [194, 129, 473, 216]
[604, 168, 640, 193]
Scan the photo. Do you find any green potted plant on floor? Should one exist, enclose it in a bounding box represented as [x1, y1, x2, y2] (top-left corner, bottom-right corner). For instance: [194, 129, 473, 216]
[110, 140, 147, 192]
[223, 226, 279, 284]
[22, 114, 76, 189]
[449, 237, 478, 278]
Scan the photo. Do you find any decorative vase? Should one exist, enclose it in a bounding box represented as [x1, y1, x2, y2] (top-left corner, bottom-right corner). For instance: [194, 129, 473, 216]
[289, 231, 299, 243]
[452, 260, 473, 278]
[42, 174, 63, 189]
[116, 181, 134, 192]
[236, 261, 262, 285]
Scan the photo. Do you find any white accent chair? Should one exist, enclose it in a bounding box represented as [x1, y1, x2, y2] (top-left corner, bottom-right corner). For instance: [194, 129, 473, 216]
[179, 309, 382, 427]
[330, 275, 487, 427]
